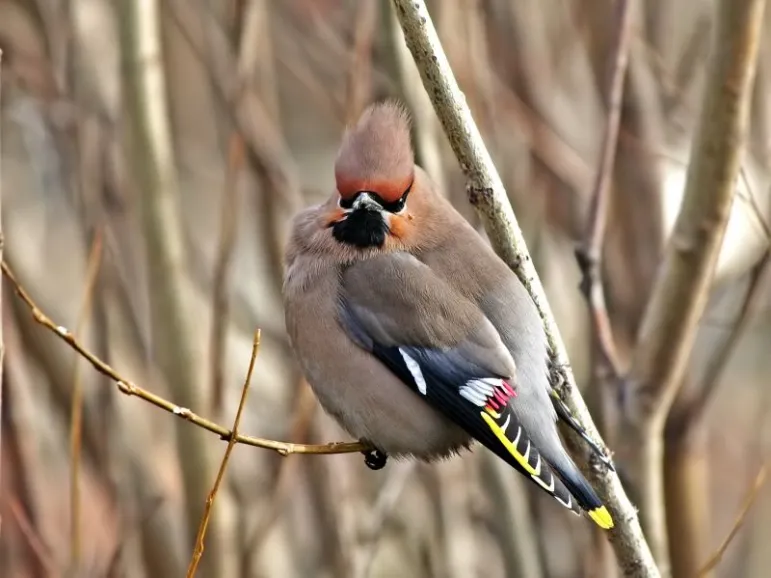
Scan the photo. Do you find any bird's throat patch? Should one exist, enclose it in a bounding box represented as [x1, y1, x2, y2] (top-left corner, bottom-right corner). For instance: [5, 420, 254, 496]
[332, 209, 389, 248]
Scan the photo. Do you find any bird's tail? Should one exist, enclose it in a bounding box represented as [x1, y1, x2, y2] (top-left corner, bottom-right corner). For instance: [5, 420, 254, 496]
[477, 406, 614, 529]
[550, 458, 614, 530]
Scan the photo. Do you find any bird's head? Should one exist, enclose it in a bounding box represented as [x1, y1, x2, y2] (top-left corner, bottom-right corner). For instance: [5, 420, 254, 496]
[328, 101, 417, 249]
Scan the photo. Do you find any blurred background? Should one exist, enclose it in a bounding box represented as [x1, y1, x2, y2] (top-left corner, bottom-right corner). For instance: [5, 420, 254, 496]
[1, 0, 771, 577]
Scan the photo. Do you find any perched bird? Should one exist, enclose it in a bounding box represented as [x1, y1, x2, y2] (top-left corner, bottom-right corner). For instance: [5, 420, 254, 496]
[283, 101, 614, 529]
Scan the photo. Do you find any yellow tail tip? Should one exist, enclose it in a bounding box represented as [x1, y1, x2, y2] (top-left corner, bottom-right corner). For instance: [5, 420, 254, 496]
[588, 506, 614, 530]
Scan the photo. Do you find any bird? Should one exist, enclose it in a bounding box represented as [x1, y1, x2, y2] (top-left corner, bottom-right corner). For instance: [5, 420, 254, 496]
[283, 100, 614, 530]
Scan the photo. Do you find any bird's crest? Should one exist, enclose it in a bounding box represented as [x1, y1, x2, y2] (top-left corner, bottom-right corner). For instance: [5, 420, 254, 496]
[334, 100, 415, 204]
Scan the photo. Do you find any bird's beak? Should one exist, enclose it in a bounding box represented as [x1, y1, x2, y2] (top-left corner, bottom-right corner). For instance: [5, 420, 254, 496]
[352, 192, 382, 212]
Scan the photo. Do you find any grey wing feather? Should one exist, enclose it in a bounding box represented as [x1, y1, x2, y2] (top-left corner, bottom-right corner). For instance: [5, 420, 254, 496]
[339, 252, 516, 380]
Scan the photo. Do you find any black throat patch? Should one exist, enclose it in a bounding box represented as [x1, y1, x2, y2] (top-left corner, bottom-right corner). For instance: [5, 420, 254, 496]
[332, 209, 389, 248]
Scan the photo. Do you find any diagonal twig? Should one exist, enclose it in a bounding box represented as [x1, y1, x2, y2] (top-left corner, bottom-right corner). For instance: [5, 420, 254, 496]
[698, 465, 768, 576]
[187, 330, 261, 578]
[671, 251, 771, 436]
[2, 260, 368, 456]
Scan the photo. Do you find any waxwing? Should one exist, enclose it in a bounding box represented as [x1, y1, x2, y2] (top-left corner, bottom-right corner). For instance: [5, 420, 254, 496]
[283, 101, 613, 529]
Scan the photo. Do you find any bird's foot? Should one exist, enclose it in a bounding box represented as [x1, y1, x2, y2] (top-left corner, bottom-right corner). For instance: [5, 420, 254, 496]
[362, 448, 388, 470]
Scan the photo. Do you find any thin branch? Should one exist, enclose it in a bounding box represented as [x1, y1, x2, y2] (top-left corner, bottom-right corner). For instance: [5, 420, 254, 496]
[209, 133, 244, 416]
[118, 0, 225, 569]
[69, 229, 104, 575]
[621, 0, 766, 570]
[2, 260, 367, 456]
[575, 0, 635, 379]
[0, 46, 5, 538]
[698, 465, 768, 576]
[242, 379, 317, 563]
[389, 2, 657, 575]
[8, 500, 59, 578]
[672, 251, 771, 434]
[187, 330, 261, 578]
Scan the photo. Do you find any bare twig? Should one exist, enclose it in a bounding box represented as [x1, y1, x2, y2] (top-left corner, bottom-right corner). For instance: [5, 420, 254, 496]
[389, 1, 657, 575]
[2, 260, 368, 456]
[620, 0, 766, 570]
[698, 465, 768, 576]
[8, 500, 59, 578]
[242, 379, 317, 562]
[0, 46, 5, 537]
[672, 252, 771, 432]
[575, 0, 635, 379]
[663, 253, 771, 578]
[69, 229, 104, 575]
[188, 330, 261, 577]
[119, 2, 228, 570]
[3, 312, 48, 578]
[210, 134, 244, 416]
[165, 0, 306, 265]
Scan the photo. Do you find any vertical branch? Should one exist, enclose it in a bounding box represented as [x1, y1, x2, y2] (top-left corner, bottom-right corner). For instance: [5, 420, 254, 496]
[576, 6, 635, 575]
[69, 231, 104, 575]
[576, 0, 635, 379]
[209, 134, 244, 416]
[187, 331, 260, 578]
[238, 0, 280, 119]
[664, 253, 771, 578]
[620, 0, 766, 572]
[117, 1, 224, 575]
[389, 2, 658, 575]
[0, 47, 4, 538]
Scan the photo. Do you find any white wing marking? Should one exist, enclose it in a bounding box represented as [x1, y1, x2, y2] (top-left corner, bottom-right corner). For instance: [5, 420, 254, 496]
[399, 349, 427, 395]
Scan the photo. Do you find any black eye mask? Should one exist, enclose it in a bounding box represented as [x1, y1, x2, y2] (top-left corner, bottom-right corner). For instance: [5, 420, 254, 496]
[339, 183, 412, 213]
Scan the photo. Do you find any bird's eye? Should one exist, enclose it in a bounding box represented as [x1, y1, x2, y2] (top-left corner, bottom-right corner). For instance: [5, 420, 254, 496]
[338, 195, 355, 210]
[382, 190, 409, 214]
[382, 197, 406, 214]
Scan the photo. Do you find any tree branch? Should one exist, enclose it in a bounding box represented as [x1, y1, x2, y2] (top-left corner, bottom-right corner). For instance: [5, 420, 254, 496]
[117, 1, 226, 572]
[0, 46, 5, 539]
[389, 1, 657, 576]
[187, 331, 260, 577]
[698, 465, 768, 576]
[2, 261, 368, 457]
[620, 0, 766, 571]
[575, 0, 635, 380]
[68, 230, 103, 575]
[671, 251, 771, 435]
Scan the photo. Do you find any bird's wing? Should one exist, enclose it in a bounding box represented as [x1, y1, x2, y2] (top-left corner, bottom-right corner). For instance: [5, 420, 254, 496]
[339, 253, 612, 528]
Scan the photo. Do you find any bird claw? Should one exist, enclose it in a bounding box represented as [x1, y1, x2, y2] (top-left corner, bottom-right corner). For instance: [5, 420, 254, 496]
[550, 389, 616, 472]
[362, 448, 388, 470]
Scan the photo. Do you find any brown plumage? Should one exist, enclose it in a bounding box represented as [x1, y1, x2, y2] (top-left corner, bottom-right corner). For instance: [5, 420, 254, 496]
[283, 100, 613, 529]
